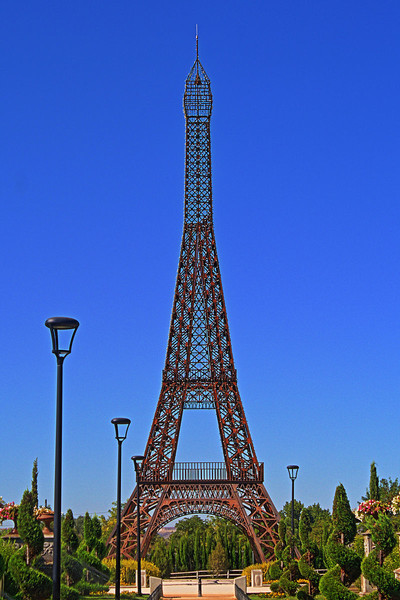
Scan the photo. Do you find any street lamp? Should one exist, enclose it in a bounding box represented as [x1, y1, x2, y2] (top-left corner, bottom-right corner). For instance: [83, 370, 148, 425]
[45, 316, 79, 600]
[287, 465, 299, 559]
[112, 418, 131, 600]
[131, 455, 145, 596]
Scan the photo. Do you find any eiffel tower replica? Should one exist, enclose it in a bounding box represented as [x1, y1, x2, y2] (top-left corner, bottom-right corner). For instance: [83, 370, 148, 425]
[109, 39, 280, 563]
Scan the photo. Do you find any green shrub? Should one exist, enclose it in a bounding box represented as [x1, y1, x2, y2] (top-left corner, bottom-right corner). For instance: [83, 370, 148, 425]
[60, 583, 80, 600]
[0, 540, 20, 596]
[8, 548, 52, 600]
[61, 553, 83, 586]
[384, 544, 400, 573]
[74, 580, 109, 595]
[77, 546, 110, 578]
[62, 509, 79, 555]
[297, 586, 313, 600]
[319, 564, 358, 600]
[268, 561, 282, 580]
[270, 581, 280, 593]
[0, 552, 5, 578]
[18, 490, 44, 563]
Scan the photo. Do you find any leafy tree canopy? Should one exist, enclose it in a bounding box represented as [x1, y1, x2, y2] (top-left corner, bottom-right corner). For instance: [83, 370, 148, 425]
[280, 499, 304, 523]
[174, 515, 207, 536]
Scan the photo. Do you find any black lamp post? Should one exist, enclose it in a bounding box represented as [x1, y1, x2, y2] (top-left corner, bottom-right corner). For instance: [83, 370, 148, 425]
[112, 418, 131, 600]
[45, 316, 79, 600]
[287, 465, 299, 558]
[131, 455, 145, 596]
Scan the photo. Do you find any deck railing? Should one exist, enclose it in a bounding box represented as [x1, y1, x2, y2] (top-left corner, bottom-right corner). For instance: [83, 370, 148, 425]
[141, 461, 263, 483]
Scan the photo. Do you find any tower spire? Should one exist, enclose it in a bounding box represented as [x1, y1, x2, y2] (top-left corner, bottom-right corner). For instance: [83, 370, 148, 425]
[196, 24, 199, 60]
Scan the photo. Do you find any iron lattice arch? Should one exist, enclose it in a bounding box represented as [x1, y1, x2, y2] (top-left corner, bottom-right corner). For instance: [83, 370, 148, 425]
[108, 45, 280, 563]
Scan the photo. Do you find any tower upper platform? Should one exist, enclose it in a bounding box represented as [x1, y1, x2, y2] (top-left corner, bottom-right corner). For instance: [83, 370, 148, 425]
[183, 52, 213, 118]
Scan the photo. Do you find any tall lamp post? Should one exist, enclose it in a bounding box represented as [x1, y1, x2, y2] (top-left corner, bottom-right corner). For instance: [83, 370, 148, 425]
[287, 465, 299, 559]
[45, 317, 79, 600]
[131, 455, 145, 596]
[111, 418, 131, 600]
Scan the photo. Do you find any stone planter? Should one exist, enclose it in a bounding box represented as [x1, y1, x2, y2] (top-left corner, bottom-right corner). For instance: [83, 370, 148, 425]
[36, 511, 54, 535]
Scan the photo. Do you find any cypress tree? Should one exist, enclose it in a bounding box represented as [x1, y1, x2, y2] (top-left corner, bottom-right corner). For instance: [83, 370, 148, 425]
[194, 529, 201, 570]
[369, 461, 380, 501]
[332, 483, 357, 545]
[83, 512, 94, 551]
[31, 458, 38, 508]
[61, 509, 79, 554]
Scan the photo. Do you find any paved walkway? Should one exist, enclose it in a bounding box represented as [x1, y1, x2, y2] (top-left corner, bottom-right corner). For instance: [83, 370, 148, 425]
[109, 580, 270, 598]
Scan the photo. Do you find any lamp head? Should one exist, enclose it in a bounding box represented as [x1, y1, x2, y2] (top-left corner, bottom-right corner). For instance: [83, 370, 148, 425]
[131, 455, 145, 472]
[287, 465, 299, 481]
[45, 317, 79, 359]
[111, 417, 131, 442]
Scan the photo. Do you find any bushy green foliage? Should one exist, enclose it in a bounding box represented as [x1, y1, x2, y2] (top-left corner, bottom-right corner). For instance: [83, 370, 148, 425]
[0, 538, 20, 596]
[208, 541, 228, 575]
[62, 552, 83, 586]
[364, 552, 400, 599]
[60, 583, 80, 600]
[150, 516, 252, 573]
[82, 512, 107, 560]
[361, 513, 400, 599]
[62, 509, 79, 554]
[368, 512, 397, 556]
[331, 484, 357, 545]
[8, 548, 52, 600]
[18, 490, 44, 563]
[384, 544, 400, 573]
[83, 512, 94, 551]
[319, 484, 360, 600]
[268, 561, 282, 580]
[280, 499, 304, 552]
[297, 507, 321, 597]
[74, 581, 109, 595]
[77, 545, 110, 578]
[151, 536, 171, 577]
[319, 564, 359, 600]
[0, 551, 5, 579]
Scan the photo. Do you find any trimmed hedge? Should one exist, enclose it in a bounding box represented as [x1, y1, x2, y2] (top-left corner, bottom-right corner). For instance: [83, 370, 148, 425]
[8, 548, 52, 600]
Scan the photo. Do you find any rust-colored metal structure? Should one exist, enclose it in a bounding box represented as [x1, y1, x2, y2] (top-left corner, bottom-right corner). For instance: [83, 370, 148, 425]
[108, 40, 280, 563]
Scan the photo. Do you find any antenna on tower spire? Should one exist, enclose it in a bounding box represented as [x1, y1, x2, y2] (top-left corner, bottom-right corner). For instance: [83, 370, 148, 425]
[196, 24, 199, 60]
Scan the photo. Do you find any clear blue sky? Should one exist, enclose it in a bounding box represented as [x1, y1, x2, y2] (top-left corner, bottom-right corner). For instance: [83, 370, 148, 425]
[1, 1, 399, 522]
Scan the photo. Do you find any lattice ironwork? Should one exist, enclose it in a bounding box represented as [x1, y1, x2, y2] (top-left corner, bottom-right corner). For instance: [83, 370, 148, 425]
[108, 40, 279, 563]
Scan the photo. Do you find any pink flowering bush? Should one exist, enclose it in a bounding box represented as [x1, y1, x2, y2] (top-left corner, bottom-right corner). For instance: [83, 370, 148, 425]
[390, 494, 400, 515]
[0, 501, 18, 522]
[355, 499, 389, 520]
